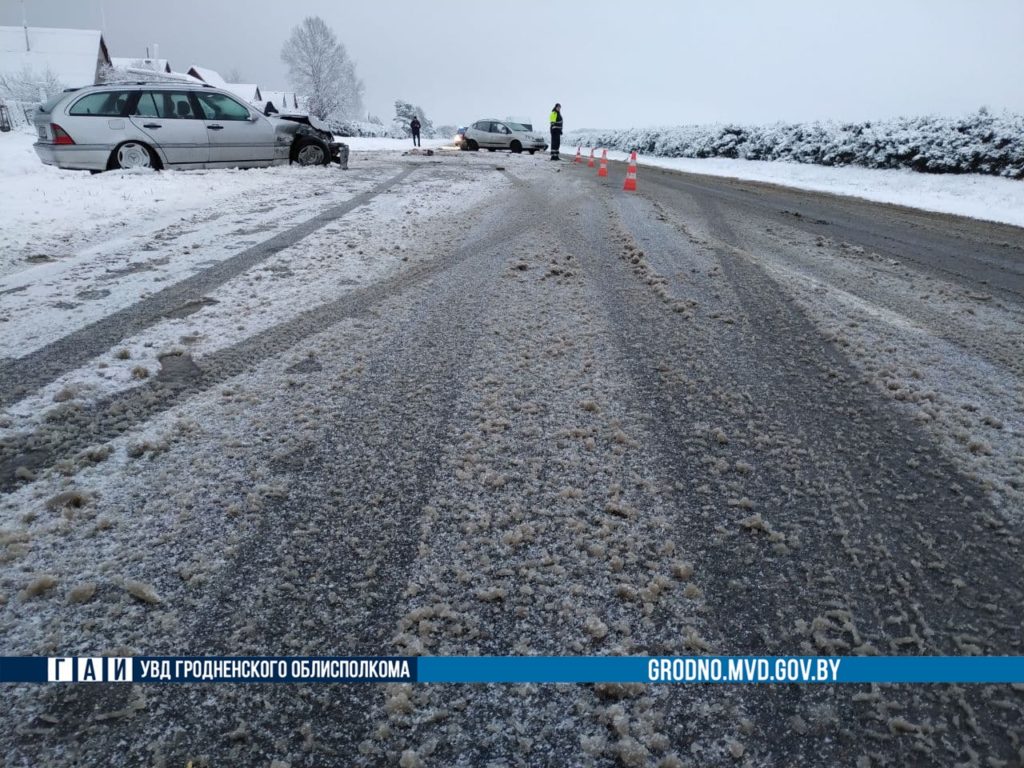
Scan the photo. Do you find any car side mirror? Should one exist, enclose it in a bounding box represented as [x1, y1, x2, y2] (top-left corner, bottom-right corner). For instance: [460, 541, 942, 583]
[248, 112, 259, 122]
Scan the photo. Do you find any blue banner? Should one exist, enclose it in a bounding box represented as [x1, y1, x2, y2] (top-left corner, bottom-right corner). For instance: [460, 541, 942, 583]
[418, 656, 1024, 684]
[2, 655, 1022, 684]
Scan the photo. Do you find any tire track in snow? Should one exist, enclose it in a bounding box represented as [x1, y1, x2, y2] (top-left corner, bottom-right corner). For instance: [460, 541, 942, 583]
[0, 166, 421, 409]
[0, 203, 528, 493]
[580, 178, 1024, 765]
[2, 191, 541, 767]
[357, 182, 712, 767]
[5, 159, 1023, 767]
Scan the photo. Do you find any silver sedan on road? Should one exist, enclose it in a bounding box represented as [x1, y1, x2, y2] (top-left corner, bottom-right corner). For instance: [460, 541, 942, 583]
[460, 119, 547, 154]
[33, 82, 344, 172]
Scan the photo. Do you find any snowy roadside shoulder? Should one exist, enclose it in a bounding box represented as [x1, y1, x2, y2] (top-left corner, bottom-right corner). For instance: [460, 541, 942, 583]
[0, 170, 506, 659]
[0, 124, 423, 357]
[0, 131, 384, 280]
[0, 166, 513, 442]
[576, 147, 1024, 229]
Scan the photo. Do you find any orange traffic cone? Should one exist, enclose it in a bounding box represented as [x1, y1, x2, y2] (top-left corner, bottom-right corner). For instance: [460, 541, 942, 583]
[623, 150, 638, 191]
[587, 148, 595, 167]
[598, 148, 609, 177]
[574, 146, 582, 163]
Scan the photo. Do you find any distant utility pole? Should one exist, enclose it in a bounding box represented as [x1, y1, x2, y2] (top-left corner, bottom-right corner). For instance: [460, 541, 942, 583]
[22, 0, 30, 51]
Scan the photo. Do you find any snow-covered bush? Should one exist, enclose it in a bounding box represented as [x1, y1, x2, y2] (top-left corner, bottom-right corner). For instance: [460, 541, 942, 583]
[331, 119, 401, 138]
[566, 110, 1024, 178]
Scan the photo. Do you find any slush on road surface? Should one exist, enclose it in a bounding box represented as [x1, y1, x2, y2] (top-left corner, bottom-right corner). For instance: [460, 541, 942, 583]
[1, 147, 1023, 766]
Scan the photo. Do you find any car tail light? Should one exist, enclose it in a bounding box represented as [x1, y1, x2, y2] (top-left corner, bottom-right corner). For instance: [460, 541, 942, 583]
[51, 124, 75, 145]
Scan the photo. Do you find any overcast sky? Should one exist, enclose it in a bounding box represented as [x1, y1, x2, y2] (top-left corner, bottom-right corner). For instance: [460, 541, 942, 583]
[4, 0, 1023, 129]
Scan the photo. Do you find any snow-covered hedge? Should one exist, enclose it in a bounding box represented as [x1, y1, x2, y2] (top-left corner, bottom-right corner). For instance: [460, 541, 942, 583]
[566, 111, 1024, 178]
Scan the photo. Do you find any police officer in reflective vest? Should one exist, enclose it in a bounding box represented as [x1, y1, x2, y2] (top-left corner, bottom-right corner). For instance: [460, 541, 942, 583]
[549, 103, 563, 160]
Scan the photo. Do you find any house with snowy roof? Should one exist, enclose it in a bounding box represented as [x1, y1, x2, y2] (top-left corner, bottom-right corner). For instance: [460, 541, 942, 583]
[223, 83, 262, 103]
[186, 65, 264, 106]
[186, 65, 227, 89]
[0, 26, 111, 92]
[260, 90, 301, 115]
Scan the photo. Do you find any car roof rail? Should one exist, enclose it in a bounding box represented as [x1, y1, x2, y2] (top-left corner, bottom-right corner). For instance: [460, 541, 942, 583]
[97, 80, 214, 89]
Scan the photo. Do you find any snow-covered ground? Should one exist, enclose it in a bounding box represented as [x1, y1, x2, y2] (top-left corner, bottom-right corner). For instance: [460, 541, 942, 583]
[0, 136, 518, 443]
[4, 125, 1020, 451]
[3, 119, 1024, 766]
[0, 132, 456, 280]
[1, 131, 378, 280]
[574, 148, 1024, 228]
[343, 137, 452, 152]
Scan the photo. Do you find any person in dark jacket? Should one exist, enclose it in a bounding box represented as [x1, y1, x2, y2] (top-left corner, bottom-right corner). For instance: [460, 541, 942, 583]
[410, 117, 421, 147]
[549, 103, 563, 160]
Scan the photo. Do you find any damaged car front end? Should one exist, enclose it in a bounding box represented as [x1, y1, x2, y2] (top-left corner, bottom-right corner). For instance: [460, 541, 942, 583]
[272, 114, 349, 169]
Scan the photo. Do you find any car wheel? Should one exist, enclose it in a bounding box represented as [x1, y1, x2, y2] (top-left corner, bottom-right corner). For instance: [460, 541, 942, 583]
[291, 137, 329, 166]
[110, 141, 158, 171]
[467, 139, 479, 151]
[510, 140, 522, 154]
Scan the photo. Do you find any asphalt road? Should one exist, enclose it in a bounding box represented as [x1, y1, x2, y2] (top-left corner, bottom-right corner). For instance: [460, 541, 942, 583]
[2, 156, 1023, 767]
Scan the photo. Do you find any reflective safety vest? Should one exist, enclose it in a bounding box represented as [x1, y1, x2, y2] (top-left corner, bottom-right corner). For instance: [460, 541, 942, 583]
[549, 110, 563, 132]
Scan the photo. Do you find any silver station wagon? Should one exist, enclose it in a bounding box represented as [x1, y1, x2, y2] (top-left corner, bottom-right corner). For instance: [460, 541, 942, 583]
[34, 82, 347, 172]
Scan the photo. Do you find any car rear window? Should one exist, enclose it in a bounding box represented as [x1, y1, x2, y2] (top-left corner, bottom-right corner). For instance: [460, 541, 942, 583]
[38, 90, 75, 114]
[68, 91, 133, 117]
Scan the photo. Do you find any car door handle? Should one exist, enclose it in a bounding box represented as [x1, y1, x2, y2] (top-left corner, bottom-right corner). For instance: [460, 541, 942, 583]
[142, 123, 162, 129]
[207, 124, 224, 130]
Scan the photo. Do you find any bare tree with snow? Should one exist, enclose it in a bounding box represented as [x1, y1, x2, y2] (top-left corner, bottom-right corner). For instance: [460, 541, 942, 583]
[0, 64, 65, 103]
[281, 16, 364, 121]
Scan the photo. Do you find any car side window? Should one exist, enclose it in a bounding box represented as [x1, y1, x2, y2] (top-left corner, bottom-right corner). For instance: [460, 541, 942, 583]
[69, 91, 132, 117]
[194, 93, 251, 121]
[472, 121, 486, 131]
[140, 92, 198, 119]
[132, 93, 160, 118]
[494, 123, 509, 134]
